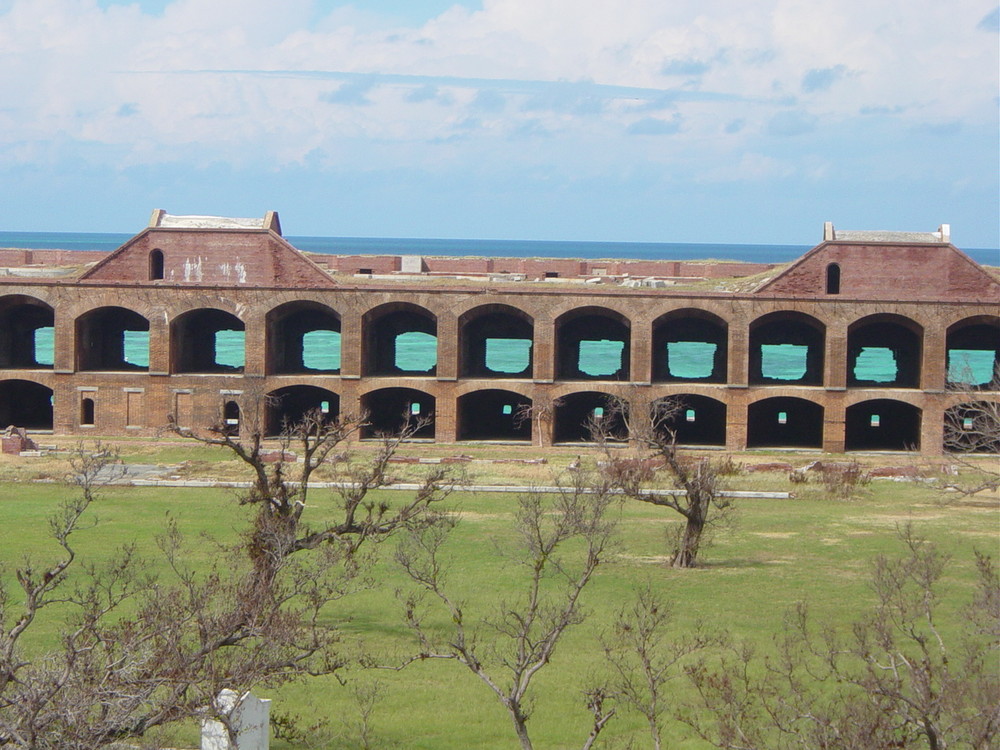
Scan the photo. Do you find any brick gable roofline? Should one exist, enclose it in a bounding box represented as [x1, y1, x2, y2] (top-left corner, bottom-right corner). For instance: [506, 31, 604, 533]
[80, 210, 337, 289]
[753, 223, 1000, 302]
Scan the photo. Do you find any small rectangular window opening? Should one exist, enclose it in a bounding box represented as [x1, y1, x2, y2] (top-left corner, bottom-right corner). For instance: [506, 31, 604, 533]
[544, 271, 559, 278]
[358, 268, 373, 275]
[777, 411, 787, 425]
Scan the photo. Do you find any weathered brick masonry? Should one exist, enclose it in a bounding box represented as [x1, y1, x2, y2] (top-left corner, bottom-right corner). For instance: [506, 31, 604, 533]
[0, 213, 996, 455]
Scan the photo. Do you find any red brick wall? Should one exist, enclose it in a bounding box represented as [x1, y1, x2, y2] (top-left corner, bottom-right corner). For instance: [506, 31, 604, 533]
[761, 243, 1000, 301]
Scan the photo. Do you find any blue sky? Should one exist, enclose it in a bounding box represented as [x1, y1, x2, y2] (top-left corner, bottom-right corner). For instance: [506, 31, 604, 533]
[1, 0, 997, 248]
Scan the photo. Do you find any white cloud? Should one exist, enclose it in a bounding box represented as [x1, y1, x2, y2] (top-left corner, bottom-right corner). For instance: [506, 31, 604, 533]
[0, 0, 995, 226]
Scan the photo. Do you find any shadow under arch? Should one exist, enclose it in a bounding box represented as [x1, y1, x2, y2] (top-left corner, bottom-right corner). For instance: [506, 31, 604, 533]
[266, 385, 340, 436]
[266, 300, 341, 375]
[458, 304, 534, 379]
[652, 308, 728, 383]
[0, 295, 54, 369]
[76, 306, 150, 371]
[946, 315, 999, 390]
[0, 379, 53, 430]
[847, 313, 922, 388]
[943, 401, 1000, 454]
[651, 394, 727, 446]
[361, 387, 435, 439]
[555, 307, 630, 381]
[747, 396, 823, 448]
[845, 399, 921, 451]
[749, 311, 825, 386]
[171, 308, 245, 374]
[363, 302, 437, 377]
[553, 390, 627, 443]
[457, 388, 532, 441]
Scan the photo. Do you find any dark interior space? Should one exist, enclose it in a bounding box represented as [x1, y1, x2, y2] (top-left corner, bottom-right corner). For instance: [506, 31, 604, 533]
[946, 317, 1000, 389]
[746, 397, 823, 448]
[553, 391, 627, 442]
[652, 310, 728, 383]
[844, 399, 921, 451]
[171, 308, 245, 373]
[457, 389, 532, 440]
[76, 307, 150, 371]
[943, 401, 1000, 453]
[267, 302, 341, 374]
[556, 309, 630, 380]
[847, 315, 922, 388]
[749, 312, 825, 386]
[0, 379, 53, 430]
[0, 296, 54, 369]
[361, 387, 435, 439]
[266, 385, 340, 436]
[459, 306, 534, 378]
[364, 305, 437, 376]
[653, 394, 727, 446]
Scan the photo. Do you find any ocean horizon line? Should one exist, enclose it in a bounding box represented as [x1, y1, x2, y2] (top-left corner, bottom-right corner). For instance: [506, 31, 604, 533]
[0, 230, 997, 266]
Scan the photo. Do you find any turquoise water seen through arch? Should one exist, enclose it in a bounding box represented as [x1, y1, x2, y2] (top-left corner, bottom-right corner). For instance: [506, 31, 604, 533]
[32, 334, 921, 382]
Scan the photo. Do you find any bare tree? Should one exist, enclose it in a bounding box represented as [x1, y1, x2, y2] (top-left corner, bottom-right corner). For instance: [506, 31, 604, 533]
[600, 584, 719, 750]
[681, 528, 1000, 750]
[942, 396, 1000, 496]
[513, 396, 563, 447]
[0, 393, 455, 749]
[594, 394, 734, 568]
[0, 446, 340, 749]
[394, 469, 619, 750]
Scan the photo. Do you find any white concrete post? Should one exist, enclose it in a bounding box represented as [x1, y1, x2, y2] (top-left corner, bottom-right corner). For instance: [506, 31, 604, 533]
[201, 689, 271, 750]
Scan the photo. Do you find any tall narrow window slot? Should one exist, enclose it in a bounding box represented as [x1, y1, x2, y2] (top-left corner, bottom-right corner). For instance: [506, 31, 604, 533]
[149, 249, 164, 281]
[825, 263, 841, 294]
[80, 397, 95, 426]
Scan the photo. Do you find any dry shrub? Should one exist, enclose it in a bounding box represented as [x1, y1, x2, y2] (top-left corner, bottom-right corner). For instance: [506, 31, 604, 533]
[821, 460, 872, 499]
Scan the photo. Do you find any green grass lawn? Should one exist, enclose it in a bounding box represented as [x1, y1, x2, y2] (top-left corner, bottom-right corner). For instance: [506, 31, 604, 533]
[0, 465, 995, 749]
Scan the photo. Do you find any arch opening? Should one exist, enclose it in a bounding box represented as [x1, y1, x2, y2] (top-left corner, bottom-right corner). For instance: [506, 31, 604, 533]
[847, 316, 922, 388]
[171, 309, 245, 373]
[460, 307, 533, 378]
[361, 388, 435, 439]
[946, 317, 999, 390]
[747, 397, 823, 448]
[556, 310, 630, 380]
[652, 311, 728, 383]
[749, 312, 825, 386]
[0, 379, 53, 430]
[943, 401, 1000, 454]
[364, 306, 437, 376]
[76, 307, 150, 372]
[845, 399, 921, 451]
[458, 389, 532, 441]
[266, 386, 340, 436]
[0, 296, 55, 369]
[652, 395, 727, 446]
[267, 302, 341, 374]
[553, 392, 627, 443]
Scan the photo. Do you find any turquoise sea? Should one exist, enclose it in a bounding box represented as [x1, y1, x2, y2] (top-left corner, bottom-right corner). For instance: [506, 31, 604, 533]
[1, 230, 998, 265]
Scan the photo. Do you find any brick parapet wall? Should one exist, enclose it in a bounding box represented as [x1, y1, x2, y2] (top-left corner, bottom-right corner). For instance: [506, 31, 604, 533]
[0, 278, 996, 453]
